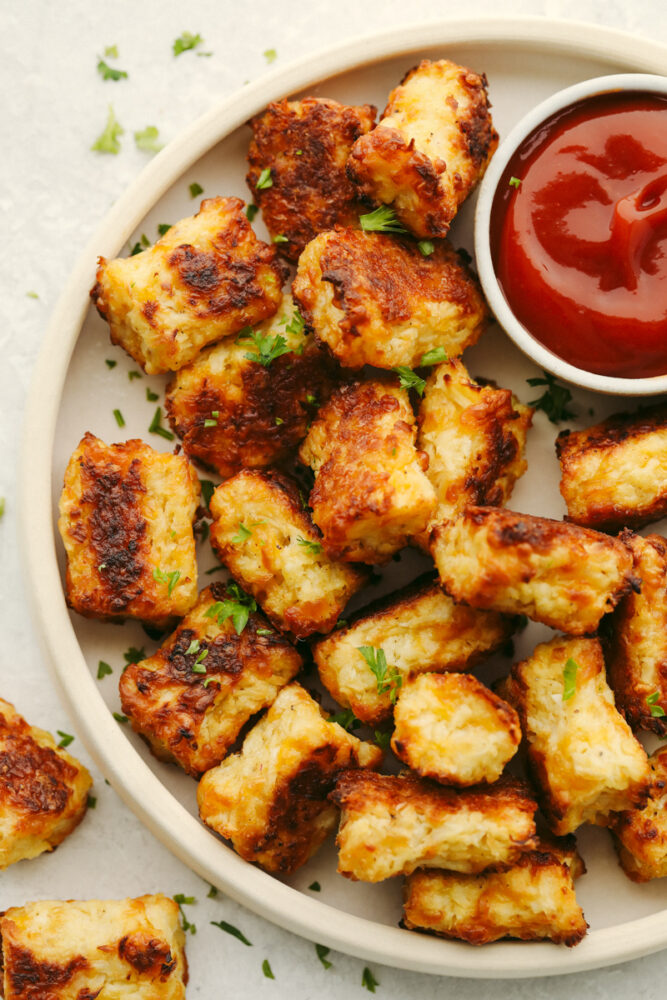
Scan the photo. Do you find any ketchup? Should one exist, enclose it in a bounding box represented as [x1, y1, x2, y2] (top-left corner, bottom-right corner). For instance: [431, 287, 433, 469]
[491, 92, 667, 378]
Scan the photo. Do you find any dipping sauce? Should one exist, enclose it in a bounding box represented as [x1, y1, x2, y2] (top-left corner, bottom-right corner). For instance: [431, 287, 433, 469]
[491, 92, 667, 378]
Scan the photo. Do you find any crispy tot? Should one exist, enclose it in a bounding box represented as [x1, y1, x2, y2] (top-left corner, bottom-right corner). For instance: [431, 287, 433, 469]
[299, 379, 437, 563]
[119, 584, 302, 776]
[331, 771, 537, 882]
[165, 294, 340, 478]
[0, 895, 187, 999]
[208, 470, 365, 638]
[612, 747, 667, 882]
[347, 59, 498, 237]
[557, 403, 667, 531]
[91, 197, 288, 373]
[313, 574, 514, 725]
[391, 673, 521, 786]
[58, 433, 200, 626]
[607, 532, 667, 734]
[292, 229, 487, 370]
[403, 837, 587, 947]
[247, 97, 376, 260]
[197, 682, 382, 873]
[0, 700, 92, 870]
[501, 635, 649, 835]
[431, 506, 635, 635]
[418, 359, 532, 529]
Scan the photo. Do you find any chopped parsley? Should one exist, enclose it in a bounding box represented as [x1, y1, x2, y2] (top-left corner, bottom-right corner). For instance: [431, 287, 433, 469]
[97, 59, 128, 81]
[374, 729, 391, 750]
[0, 498, 5, 519]
[420, 346, 448, 366]
[362, 967, 379, 992]
[174, 894, 197, 934]
[315, 944, 332, 969]
[272, 233, 288, 243]
[509, 176, 522, 189]
[146, 387, 159, 402]
[186, 639, 201, 655]
[256, 167, 273, 190]
[417, 240, 435, 256]
[246, 203, 259, 222]
[189, 182, 204, 198]
[148, 406, 175, 440]
[204, 416, 218, 428]
[97, 660, 113, 679]
[173, 32, 203, 57]
[527, 371, 575, 424]
[200, 480, 215, 507]
[157, 223, 172, 236]
[393, 366, 425, 396]
[283, 308, 305, 336]
[358, 646, 402, 704]
[56, 730, 74, 748]
[204, 564, 225, 575]
[328, 708, 360, 731]
[105, 359, 117, 368]
[123, 646, 146, 666]
[205, 582, 257, 634]
[91, 105, 124, 154]
[647, 691, 666, 717]
[359, 205, 406, 234]
[112, 712, 128, 723]
[274, 417, 284, 425]
[134, 126, 163, 153]
[562, 658, 579, 701]
[128, 370, 142, 380]
[256, 628, 273, 636]
[207, 884, 218, 898]
[262, 959, 275, 979]
[308, 881, 321, 892]
[263, 48, 277, 63]
[152, 567, 181, 595]
[112, 408, 125, 427]
[26, 290, 39, 299]
[296, 536, 322, 554]
[210, 919, 252, 945]
[104, 45, 119, 58]
[242, 329, 291, 367]
[232, 522, 253, 545]
[87, 794, 97, 809]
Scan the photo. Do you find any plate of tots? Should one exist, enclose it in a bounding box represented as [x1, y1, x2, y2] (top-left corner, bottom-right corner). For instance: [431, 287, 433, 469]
[14, 18, 667, 986]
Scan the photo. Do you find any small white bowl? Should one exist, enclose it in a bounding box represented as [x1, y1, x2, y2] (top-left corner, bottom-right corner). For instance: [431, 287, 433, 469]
[474, 73, 667, 396]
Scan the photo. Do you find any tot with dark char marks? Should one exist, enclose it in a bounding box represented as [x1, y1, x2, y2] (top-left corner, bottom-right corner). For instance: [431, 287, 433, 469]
[313, 573, 514, 725]
[391, 673, 521, 786]
[58, 433, 200, 626]
[299, 379, 437, 563]
[119, 584, 302, 777]
[417, 359, 532, 532]
[556, 403, 667, 532]
[208, 470, 366, 638]
[331, 771, 538, 882]
[292, 229, 487, 370]
[403, 836, 587, 947]
[431, 506, 636, 635]
[0, 699, 92, 870]
[607, 532, 667, 735]
[500, 635, 650, 836]
[347, 59, 498, 238]
[612, 747, 667, 882]
[91, 196, 288, 374]
[247, 97, 376, 261]
[197, 682, 382, 873]
[165, 294, 340, 478]
[0, 894, 187, 1000]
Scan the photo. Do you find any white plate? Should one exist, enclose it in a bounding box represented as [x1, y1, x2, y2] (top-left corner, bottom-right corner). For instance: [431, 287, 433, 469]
[21, 17, 667, 979]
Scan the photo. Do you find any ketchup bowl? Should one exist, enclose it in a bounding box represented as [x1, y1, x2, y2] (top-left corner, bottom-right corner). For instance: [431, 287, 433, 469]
[474, 73, 667, 396]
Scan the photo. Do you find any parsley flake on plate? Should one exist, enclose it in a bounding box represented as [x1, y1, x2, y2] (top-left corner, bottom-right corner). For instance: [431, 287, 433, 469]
[174, 894, 197, 934]
[56, 730, 74, 748]
[97, 660, 113, 680]
[362, 967, 379, 992]
[96, 58, 128, 81]
[148, 406, 174, 441]
[262, 959, 275, 979]
[112, 408, 125, 427]
[91, 105, 124, 154]
[527, 371, 575, 424]
[315, 944, 332, 969]
[246, 203, 259, 221]
[328, 708, 360, 731]
[189, 182, 204, 198]
[263, 48, 277, 63]
[134, 126, 163, 153]
[210, 919, 252, 945]
[173, 32, 203, 57]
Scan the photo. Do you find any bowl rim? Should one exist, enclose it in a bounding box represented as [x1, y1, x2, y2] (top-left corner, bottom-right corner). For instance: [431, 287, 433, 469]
[19, 18, 667, 980]
[474, 71, 667, 397]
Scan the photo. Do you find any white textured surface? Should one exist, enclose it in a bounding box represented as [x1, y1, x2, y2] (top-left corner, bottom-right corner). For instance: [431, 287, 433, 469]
[3, 1, 667, 996]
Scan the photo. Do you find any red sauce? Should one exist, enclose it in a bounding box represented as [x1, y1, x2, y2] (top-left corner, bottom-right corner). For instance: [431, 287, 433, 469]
[491, 92, 667, 378]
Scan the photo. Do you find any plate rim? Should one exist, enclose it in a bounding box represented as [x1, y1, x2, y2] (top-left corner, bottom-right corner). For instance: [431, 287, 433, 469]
[20, 15, 667, 979]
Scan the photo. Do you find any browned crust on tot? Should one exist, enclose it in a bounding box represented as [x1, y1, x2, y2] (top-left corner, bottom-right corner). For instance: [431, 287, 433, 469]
[247, 98, 376, 260]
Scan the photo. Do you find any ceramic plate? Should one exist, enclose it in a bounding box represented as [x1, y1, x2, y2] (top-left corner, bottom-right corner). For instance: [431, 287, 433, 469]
[21, 17, 667, 978]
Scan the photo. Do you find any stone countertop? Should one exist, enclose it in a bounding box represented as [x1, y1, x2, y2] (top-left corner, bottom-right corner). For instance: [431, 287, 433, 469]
[2, 1, 666, 996]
